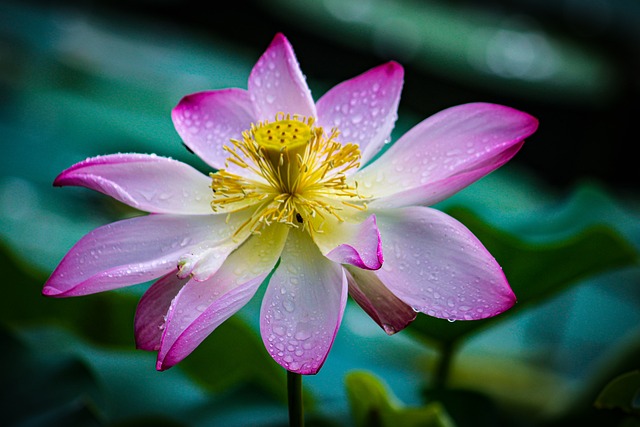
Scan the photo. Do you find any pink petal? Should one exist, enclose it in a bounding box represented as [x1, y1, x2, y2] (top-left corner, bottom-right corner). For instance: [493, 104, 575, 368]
[42, 214, 233, 297]
[172, 89, 256, 171]
[316, 62, 404, 165]
[260, 229, 348, 375]
[248, 33, 316, 121]
[54, 154, 213, 214]
[312, 214, 383, 270]
[134, 271, 188, 351]
[374, 207, 516, 320]
[356, 103, 539, 208]
[345, 267, 416, 335]
[156, 224, 289, 370]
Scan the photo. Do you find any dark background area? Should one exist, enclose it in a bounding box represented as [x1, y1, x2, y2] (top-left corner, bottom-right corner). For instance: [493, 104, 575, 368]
[11, 0, 640, 193]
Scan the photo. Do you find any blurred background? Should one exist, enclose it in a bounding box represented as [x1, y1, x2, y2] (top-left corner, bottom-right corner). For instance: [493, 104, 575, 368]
[1, 0, 639, 426]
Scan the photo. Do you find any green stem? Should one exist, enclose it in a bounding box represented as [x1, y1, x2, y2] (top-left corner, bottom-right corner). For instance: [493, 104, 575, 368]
[434, 341, 455, 390]
[287, 370, 304, 427]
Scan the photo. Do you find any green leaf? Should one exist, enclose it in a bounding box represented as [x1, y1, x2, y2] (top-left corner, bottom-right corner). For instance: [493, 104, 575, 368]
[0, 326, 105, 427]
[409, 207, 639, 346]
[0, 241, 140, 348]
[345, 371, 456, 427]
[595, 370, 640, 415]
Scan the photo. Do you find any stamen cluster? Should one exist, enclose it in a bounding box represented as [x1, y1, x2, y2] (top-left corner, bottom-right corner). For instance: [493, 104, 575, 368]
[210, 113, 367, 235]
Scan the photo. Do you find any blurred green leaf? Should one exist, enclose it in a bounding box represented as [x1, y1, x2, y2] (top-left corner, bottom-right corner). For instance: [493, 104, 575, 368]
[345, 371, 456, 427]
[268, 0, 619, 104]
[0, 326, 105, 427]
[595, 370, 640, 415]
[409, 207, 639, 346]
[179, 316, 291, 404]
[422, 389, 503, 427]
[0, 241, 293, 409]
[0, 241, 139, 347]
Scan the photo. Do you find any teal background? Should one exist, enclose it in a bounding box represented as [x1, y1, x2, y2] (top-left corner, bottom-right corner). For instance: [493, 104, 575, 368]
[1, 1, 639, 426]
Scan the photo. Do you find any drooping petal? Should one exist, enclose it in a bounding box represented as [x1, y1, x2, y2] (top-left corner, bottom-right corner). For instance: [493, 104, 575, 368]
[345, 267, 416, 335]
[316, 62, 403, 166]
[248, 33, 316, 121]
[156, 224, 289, 370]
[260, 229, 348, 374]
[374, 206, 516, 321]
[42, 213, 239, 297]
[172, 89, 256, 171]
[311, 214, 383, 270]
[356, 103, 539, 208]
[54, 154, 213, 214]
[134, 271, 188, 351]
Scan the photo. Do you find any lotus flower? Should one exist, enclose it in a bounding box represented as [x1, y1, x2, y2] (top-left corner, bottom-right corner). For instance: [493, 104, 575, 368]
[43, 33, 538, 374]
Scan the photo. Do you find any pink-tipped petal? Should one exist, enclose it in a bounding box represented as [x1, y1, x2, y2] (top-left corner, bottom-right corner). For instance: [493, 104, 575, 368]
[356, 103, 539, 208]
[374, 207, 516, 321]
[134, 271, 188, 351]
[156, 224, 289, 370]
[317, 62, 404, 166]
[248, 33, 316, 121]
[345, 267, 416, 335]
[312, 214, 383, 270]
[260, 229, 348, 375]
[54, 154, 213, 214]
[172, 89, 256, 171]
[43, 214, 235, 297]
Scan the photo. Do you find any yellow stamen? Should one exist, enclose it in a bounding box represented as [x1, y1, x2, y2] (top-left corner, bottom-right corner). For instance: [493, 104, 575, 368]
[210, 113, 368, 236]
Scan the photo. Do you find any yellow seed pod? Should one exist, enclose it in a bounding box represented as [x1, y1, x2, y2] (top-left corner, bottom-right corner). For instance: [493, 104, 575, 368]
[254, 119, 312, 153]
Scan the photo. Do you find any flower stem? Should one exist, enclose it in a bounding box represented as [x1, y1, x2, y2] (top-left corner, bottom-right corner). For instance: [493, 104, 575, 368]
[287, 370, 304, 427]
[434, 341, 454, 390]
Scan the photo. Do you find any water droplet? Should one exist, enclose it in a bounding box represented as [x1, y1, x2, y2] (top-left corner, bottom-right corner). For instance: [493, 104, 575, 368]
[294, 330, 311, 341]
[283, 300, 295, 313]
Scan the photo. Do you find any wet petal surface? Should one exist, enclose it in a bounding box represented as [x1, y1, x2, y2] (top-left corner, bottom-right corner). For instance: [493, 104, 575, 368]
[260, 229, 348, 374]
[374, 206, 516, 321]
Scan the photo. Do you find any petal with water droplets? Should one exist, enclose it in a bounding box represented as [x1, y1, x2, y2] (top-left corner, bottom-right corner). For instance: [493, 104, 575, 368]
[42, 214, 232, 297]
[374, 206, 516, 321]
[317, 62, 403, 166]
[135, 271, 188, 351]
[54, 154, 213, 214]
[312, 214, 383, 270]
[248, 33, 316, 121]
[156, 224, 289, 370]
[356, 103, 538, 207]
[172, 89, 256, 171]
[260, 229, 348, 374]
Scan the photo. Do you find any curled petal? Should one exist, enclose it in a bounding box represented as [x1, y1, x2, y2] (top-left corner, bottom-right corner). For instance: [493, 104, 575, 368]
[172, 89, 256, 171]
[312, 214, 383, 270]
[43, 214, 238, 297]
[317, 62, 403, 166]
[134, 271, 188, 351]
[54, 154, 213, 214]
[260, 229, 348, 375]
[156, 224, 289, 370]
[249, 33, 316, 121]
[177, 241, 239, 282]
[345, 267, 416, 335]
[374, 207, 516, 321]
[356, 103, 539, 207]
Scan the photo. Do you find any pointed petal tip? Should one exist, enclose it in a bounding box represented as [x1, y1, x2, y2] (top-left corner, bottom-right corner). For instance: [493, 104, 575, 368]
[42, 285, 62, 297]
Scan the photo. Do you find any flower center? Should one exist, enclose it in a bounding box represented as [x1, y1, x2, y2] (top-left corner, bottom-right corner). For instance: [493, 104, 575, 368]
[210, 113, 367, 235]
